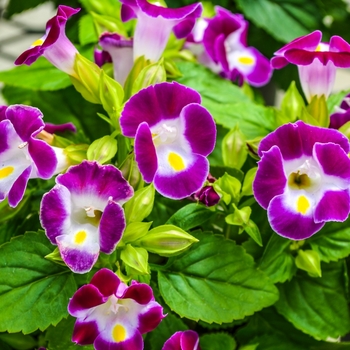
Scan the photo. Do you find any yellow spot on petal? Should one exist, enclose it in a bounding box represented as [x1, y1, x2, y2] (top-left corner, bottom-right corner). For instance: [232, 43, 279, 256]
[112, 324, 127, 343]
[0, 166, 14, 180]
[31, 38, 44, 47]
[296, 195, 310, 215]
[315, 44, 321, 52]
[74, 230, 87, 245]
[168, 152, 185, 172]
[238, 56, 254, 65]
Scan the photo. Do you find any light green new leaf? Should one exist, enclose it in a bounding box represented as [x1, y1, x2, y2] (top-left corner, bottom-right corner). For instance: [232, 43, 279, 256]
[0, 58, 71, 91]
[158, 232, 279, 324]
[79, 14, 99, 46]
[0, 232, 77, 334]
[275, 261, 350, 340]
[200, 333, 236, 350]
[308, 219, 350, 262]
[236, 0, 308, 43]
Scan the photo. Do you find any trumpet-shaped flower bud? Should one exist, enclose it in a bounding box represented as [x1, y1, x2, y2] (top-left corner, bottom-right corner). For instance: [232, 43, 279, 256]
[0, 105, 58, 207]
[98, 33, 134, 85]
[68, 268, 165, 349]
[253, 121, 350, 240]
[40, 161, 134, 273]
[271, 31, 350, 101]
[15, 5, 80, 77]
[120, 0, 202, 61]
[120, 82, 216, 199]
[162, 330, 201, 350]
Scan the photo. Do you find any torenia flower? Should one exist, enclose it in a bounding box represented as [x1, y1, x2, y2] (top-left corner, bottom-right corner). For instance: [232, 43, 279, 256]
[97, 33, 134, 85]
[120, 82, 216, 199]
[162, 330, 201, 350]
[271, 30, 350, 101]
[0, 105, 57, 207]
[191, 7, 272, 87]
[120, 0, 202, 61]
[68, 268, 164, 349]
[15, 5, 80, 77]
[329, 93, 350, 129]
[40, 161, 133, 273]
[253, 121, 350, 240]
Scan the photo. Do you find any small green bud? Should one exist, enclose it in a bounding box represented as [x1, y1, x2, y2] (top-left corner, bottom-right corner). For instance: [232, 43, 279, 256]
[222, 125, 248, 169]
[246, 136, 263, 160]
[213, 172, 241, 205]
[135, 224, 198, 256]
[306, 95, 329, 128]
[122, 221, 152, 243]
[120, 154, 144, 190]
[295, 249, 322, 277]
[65, 144, 89, 164]
[241, 167, 257, 197]
[300, 107, 320, 127]
[120, 244, 149, 275]
[280, 81, 305, 122]
[71, 53, 101, 104]
[164, 58, 182, 79]
[90, 11, 127, 36]
[45, 248, 66, 267]
[225, 204, 251, 227]
[87, 135, 118, 164]
[124, 184, 155, 223]
[131, 58, 166, 95]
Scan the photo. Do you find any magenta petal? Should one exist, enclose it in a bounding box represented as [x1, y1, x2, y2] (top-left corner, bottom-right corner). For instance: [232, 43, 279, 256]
[134, 122, 158, 183]
[94, 330, 143, 350]
[314, 190, 350, 223]
[138, 304, 164, 334]
[181, 330, 200, 350]
[268, 194, 324, 240]
[245, 47, 273, 87]
[120, 82, 201, 137]
[8, 167, 31, 208]
[313, 142, 350, 178]
[253, 146, 287, 209]
[6, 105, 44, 141]
[173, 18, 196, 38]
[154, 154, 209, 199]
[44, 122, 76, 134]
[90, 268, 120, 297]
[122, 283, 153, 304]
[29, 139, 57, 179]
[72, 319, 99, 346]
[40, 185, 71, 244]
[68, 284, 106, 317]
[214, 33, 228, 70]
[182, 103, 216, 156]
[99, 201, 125, 254]
[271, 56, 289, 69]
[121, 4, 137, 21]
[0, 106, 7, 122]
[330, 110, 350, 129]
[162, 331, 182, 350]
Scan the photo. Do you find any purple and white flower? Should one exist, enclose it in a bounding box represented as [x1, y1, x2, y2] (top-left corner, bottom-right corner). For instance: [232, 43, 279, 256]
[120, 0, 202, 61]
[97, 33, 134, 85]
[329, 93, 350, 129]
[0, 105, 57, 207]
[15, 5, 80, 77]
[162, 330, 201, 350]
[271, 30, 350, 101]
[253, 121, 350, 240]
[40, 161, 133, 273]
[68, 268, 165, 349]
[120, 82, 216, 199]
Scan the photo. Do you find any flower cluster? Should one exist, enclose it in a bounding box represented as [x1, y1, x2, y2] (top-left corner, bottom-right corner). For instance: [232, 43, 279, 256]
[187, 7, 272, 87]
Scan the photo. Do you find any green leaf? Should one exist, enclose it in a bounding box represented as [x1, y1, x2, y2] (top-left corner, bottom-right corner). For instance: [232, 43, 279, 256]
[158, 232, 279, 324]
[4, 0, 49, 18]
[259, 234, 296, 284]
[275, 261, 350, 340]
[166, 203, 216, 231]
[176, 62, 275, 138]
[308, 219, 350, 262]
[45, 316, 94, 350]
[236, 0, 308, 43]
[79, 14, 99, 46]
[0, 58, 71, 91]
[200, 333, 236, 350]
[328, 90, 350, 114]
[148, 312, 188, 350]
[0, 231, 77, 334]
[0, 332, 37, 350]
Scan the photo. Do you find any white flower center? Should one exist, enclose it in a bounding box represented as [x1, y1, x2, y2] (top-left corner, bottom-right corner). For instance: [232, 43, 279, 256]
[287, 159, 321, 192]
[152, 122, 178, 146]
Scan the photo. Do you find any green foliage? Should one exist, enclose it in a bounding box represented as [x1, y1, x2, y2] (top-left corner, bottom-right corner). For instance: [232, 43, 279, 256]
[4, 0, 49, 18]
[0, 58, 71, 91]
[0, 232, 77, 334]
[158, 232, 279, 324]
[275, 261, 350, 340]
[200, 333, 236, 350]
[78, 14, 99, 46]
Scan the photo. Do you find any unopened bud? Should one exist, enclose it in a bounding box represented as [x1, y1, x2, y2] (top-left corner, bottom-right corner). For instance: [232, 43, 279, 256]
[87, 135, 118, 164]
[295, 249, 322, 277]
[120, 244, 149, 275]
